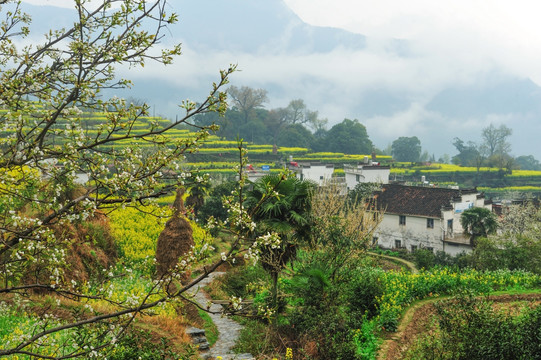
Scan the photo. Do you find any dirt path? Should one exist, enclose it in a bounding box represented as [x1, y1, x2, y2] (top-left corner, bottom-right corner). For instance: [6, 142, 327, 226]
[377, 292, 541, 360]
[367, 252, 419, 274]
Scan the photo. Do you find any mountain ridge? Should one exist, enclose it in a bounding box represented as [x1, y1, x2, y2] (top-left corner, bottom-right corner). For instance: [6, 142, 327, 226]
[15, 0, 541, 158]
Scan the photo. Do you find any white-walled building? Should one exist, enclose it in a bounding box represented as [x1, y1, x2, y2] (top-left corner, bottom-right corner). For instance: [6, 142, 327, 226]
[344, 163, 390, 191]
[372, 184, 492, 255]
[288, 162, 335, 186]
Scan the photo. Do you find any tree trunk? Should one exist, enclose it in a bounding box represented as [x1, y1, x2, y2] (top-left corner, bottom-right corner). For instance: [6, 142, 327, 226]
[271, 270, 279, 315]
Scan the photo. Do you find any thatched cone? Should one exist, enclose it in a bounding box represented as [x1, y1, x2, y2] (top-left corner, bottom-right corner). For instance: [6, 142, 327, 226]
[155, 188, 194, 278]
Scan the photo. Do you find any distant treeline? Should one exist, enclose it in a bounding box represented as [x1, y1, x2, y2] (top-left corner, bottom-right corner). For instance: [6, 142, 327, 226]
[193, 86, 374, 156]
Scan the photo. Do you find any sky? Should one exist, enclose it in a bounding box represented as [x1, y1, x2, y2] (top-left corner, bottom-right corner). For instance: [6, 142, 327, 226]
[284, 0, 541, 84]
[17, 0, 541, 158]
[278, 0, 541, 157]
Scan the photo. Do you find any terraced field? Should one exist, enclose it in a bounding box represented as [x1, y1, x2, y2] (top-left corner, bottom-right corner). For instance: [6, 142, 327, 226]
[4, 104, 541, 193]
[378, 292, 541, 360]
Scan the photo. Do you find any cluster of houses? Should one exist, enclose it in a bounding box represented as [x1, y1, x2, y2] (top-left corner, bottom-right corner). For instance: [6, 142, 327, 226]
[372, 184, 490, 255]
[246, 158, 493, 255]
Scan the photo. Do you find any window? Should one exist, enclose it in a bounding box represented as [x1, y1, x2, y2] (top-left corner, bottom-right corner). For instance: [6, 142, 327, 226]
[372, 236, 379, 245]
[425, 247, 434, 253]
[395, 240, 402, 248]
[411, 245, 418, 252]
[399, 215, 406, 225]
[447, 219, 453, 231]
[356, 174, 360, 182]
[427, 218, 434, 229]
[320, 175, 324, 180]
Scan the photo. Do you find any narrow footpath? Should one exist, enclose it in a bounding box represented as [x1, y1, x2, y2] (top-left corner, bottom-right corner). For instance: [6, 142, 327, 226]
[367, 252, 419, 273]
[188, 272, 254, 360]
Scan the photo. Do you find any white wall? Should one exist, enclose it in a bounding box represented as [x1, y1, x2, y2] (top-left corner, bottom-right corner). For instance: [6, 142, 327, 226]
[442, 242, 472, 256]
[344, 167, 390, 190]
[449, 193, 492, 238]
[375, 214, 445, 252]
[297, 165, 334, 186]
[373, 190, 489, 255]
[375, 207, 478, 254]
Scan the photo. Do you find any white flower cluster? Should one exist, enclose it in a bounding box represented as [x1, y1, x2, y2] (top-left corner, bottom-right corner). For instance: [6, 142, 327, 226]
[243, 247, 260, 266]
[229, 295, 243, 311]
[225, 201, 256, 232]
[8, 213, 42, 228]
[124, 293, 141, 307]
[191, 242, 215, 263]
[241, 232, 281, 266]
[204, 216, 219, 230]
[3, 226, 67, 288]
[255, 232, 281, 249]
[62, 105, 83, 117]
[257, 305, 275, 319]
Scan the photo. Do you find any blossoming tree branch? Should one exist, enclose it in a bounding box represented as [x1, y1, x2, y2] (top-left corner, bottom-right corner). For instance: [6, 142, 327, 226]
[0, 0, 279, 357]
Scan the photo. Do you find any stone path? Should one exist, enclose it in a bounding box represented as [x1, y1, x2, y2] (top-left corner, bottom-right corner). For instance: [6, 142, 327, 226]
[367, 252, 419, 274]
[187, 272, 254, 360]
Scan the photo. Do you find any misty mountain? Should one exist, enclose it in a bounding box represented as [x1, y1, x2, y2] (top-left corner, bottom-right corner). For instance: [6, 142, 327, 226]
[427, 76, 541, 117]
[174, 0, 366, 54]
[17, 0, 541, 158]
[24, 0, 366, 54]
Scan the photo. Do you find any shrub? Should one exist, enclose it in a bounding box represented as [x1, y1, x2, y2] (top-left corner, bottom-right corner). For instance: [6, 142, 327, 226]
[518, 306, 541, 358]
[451, 236, 541, 274]
[107, 328, 193, 360]
[352, 318, 381, 360]
[347, 268, 384, 321]
[413, 250, 461, 270]
[375, 268, 541, 332]
[435, 293, 518, 359]
[287, 307, 358, 360]
[234, 318, 281, 357]
[285, 263, 375, 359]
[407, 293, 541, 360]
[413, 249, 435, 270]
[219, 264, 269, 299]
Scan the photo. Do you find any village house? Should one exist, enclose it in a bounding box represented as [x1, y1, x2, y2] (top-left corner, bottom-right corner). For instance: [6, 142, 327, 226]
[286, 156, 390, 189]
[287, 161, 335, 186]
[343, 162, 390, 191]
[372, 184, 492, 255]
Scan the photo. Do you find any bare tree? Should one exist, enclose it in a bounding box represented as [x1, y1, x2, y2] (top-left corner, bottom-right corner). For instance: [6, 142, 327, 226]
[499, 201, 541, 236]
[308, 180, 383, 277]
[285, 99, 307, 124]
[267, 107, 290, 145]
[227, 85, 268, 123]
[284, 99, 324, 129]
[482, 123, 512, 158]
[309, 115, 328, 137]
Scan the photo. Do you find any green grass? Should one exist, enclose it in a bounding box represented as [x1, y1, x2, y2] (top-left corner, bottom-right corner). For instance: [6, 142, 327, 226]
[0, 300, 84, 358]
[198, 309, 218, 346]
[232, 317, 275, 356]
[489, 288, 541, 296]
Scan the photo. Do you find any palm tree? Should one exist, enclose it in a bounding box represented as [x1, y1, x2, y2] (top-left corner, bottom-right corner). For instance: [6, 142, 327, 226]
[460, 207, 498, 247]
[185, 181, 210, 218]
[245, 174, 316, 309]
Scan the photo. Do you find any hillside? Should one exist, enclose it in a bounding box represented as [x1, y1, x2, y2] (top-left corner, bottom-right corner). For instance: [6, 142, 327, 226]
[3, 103, 540, 197]
[4, 2, 541, 358]
[19, 1, 541, 158]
